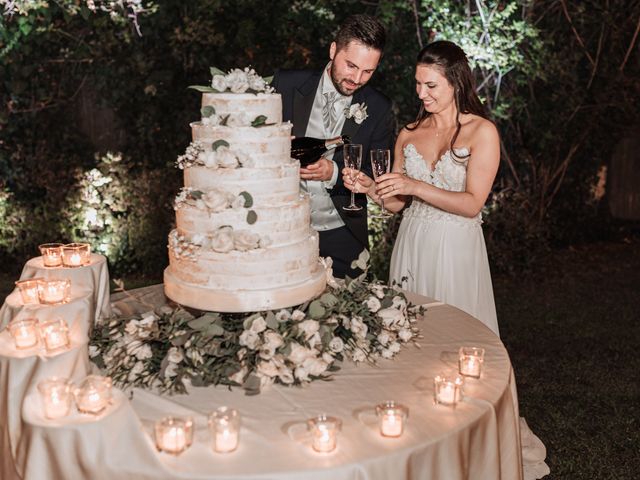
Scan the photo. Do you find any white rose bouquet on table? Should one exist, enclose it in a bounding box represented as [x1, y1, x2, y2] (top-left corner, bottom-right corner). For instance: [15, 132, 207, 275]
[90, 251, 424, 395]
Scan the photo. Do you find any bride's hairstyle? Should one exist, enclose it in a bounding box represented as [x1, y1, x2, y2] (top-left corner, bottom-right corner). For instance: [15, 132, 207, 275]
[407, 41, 489, 157]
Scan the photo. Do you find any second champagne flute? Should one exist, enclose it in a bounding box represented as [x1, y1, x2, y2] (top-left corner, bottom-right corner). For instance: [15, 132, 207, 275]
[370, 149, 393, 219]
[343, 144, 363, 211]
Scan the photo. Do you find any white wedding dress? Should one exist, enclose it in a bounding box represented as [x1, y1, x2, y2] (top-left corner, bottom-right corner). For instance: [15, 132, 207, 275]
[389, 143, 500, 336]
[390, 144, 550, 480]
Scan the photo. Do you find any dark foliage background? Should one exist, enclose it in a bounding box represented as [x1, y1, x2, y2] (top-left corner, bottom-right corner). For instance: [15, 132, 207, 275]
[0, 0, 638, 280]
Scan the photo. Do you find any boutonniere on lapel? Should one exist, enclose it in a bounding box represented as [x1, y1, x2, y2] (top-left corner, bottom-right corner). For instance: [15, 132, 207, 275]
[344, 102, 368, 124]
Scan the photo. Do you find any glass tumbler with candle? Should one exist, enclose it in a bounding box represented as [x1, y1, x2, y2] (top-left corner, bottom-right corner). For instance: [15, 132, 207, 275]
[458, 346, 485, 378]
[433, 373, 464, 406]
[74, 375, 112, 415]
[375, 401, 408, 437]
[37, 278, 71, 305]
[38, 377, 73, 419]
[62, 243, 91, 267]
[39, 318, 70, 353]
[39, 243, 64, 267]
[209, 407, 240, 453]
[307, 414, 341, 453]
[15, 278, 42, 304]
[8, 318, 40, 350]
[155, 416, 194, 455]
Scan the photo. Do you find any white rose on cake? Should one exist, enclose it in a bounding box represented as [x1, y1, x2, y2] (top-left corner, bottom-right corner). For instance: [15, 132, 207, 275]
[226, 111, 251, 127]
[210, 226, 235, 253]
[249, 75, 266, 92]
[234, 230, 260, 251]
[201, 114, 221, 126]
[226, 69, 249, 93]
[211, 74, 228, 92]
[215, 146, 239, 168]
[203, 189, 231, 212]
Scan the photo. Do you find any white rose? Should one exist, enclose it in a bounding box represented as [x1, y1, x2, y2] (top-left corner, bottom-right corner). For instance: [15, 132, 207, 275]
[226, 112, 251, 127]
[377, 331, 391, 346]
[229, 367, 247, 384]
[308, 331, 321, 349]
[278, 368, 294, 384]
[211, 75, 227, 91]
[392, 295, 407, 311]
[348, 103, 368, 123]
[216, 146, 239, 168]
[248, 75, 266, 91]
[234, 230, 260, 251]
[165, 362, 179, 378]
[294, 365, 309, 381]
[298, 319, 319, 339]
[365, 296, 381, 313]
[303, 357, 328, 376]
[322, 352, 334, 364]
[201, 114, 221, 126]
[381, 348, 394, 359]
[329, 337, 344, 353]
[259, 345, 275, 360]
[275, 310, 290, 322]
[139, 312, 157, 327]
[226, 69, 249, 93]
[135, 344, 153, 360]
[378, 307, 403, 327]
[231, 195, 245, 209]
[200, 150, 218, 168]
[257, 360, 279, 378]
[370, 284, 385, 299]
[350, 316, 368, 339]
[389, 341, 401, 353]
[351, 349, 366, 363]
[167, 347, 184, 364]
[125, 320, 139, 336]
[210, 227, 235, 253]
[239, 329, 260, 350]
[398, 328, 412, 342]
[203, 189, 230, 212]
[250, 316, 267, 333]
[288, 342, 313, 365]
[291, 309, 305, 321]
[236, 151, 255, 167]
[263, 330, 284, 349]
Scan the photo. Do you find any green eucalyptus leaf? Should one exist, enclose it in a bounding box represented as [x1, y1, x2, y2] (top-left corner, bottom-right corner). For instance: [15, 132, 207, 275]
[189, 190, 204, 200]
[246, 210, 258, 225]
[204, 323, 225, 337]
[265, 311, 278, 329]
[188, 85, 216, 92]
[210, 67, 226, 77]
[201, 105, 215, 118]
[263, 75, 274, 84]
[211, 139, 230, 151]
[251, 115, 267, 127]
[239, 191, 253, 208]
[243, 374, 262, 395]
[308, 300, 326, 319]
[320, 293, 339, 307]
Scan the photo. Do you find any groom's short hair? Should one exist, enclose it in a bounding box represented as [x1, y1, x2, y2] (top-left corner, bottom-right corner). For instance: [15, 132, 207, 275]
[335, 14, 386, 53]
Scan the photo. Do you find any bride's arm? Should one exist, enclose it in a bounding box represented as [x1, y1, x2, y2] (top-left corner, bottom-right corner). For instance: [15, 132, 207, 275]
[377, 121, 500, 218]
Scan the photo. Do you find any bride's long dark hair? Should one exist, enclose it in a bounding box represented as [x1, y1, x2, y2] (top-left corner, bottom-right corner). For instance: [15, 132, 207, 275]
[407, 41, 489, 157]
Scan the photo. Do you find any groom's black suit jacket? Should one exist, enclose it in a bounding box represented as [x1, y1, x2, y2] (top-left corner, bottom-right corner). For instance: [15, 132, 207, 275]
[272, 69, 394, 249]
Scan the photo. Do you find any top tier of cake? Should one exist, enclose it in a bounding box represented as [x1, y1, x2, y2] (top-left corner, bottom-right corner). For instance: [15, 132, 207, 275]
[201, 92, 282, 124]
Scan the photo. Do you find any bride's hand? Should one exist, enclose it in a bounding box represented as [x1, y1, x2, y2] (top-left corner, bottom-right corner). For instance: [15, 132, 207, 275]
[342, 168, 374, 194]
[376, 172, 416, 198]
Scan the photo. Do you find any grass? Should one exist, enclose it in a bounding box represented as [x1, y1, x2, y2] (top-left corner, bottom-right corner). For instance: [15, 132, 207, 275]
[1, 239, 638, 478]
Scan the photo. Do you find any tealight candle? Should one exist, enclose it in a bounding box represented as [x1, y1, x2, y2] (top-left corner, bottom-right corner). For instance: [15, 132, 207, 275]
[155, 417, 194, 455]
[307, 414, 341, 453]
[15, 278, 42, 304]
[208, 407, 240, 453]
[376, 401, 408, 437]
[38, 377, 73, 419]
[38, 278, 70, 304]
[458, 346, 485, 378]
[434, 374, 464, 406]
[62, 243, 91, 267]
[39, 318, 70, 353]
[39, 243, 64, 267]
[74, 375, 112, 415]
[8, 318, 39, 350]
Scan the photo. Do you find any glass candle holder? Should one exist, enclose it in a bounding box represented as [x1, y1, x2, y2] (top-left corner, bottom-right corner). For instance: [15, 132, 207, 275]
[39, 318, 70, 353]
[155, 416, 194, 455]
[307, 414, 341, 453]
[458, 346, 485, 378]
[8, 318, 40, 350]
[39, 243, 64, 267]
[38, 377, 73, 419]
[62, 243, 91, 267]
[74, 375, 112, 415]
[15, 278, 43, 304]
[433, 374, 464, 406]
[375, 401, 409, 438]
[37, 278, 71, 305]
[208, 407, 240, 453]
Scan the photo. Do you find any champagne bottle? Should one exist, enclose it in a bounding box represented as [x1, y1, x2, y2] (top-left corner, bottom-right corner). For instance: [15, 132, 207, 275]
[290, 135, 351, 167]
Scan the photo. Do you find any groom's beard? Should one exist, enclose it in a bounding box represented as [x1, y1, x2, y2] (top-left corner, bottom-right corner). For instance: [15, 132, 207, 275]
[329, 66, 363, 96]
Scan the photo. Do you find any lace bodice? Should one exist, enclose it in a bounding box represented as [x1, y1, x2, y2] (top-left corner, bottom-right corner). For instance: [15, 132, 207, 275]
[401, 143, 482, 227]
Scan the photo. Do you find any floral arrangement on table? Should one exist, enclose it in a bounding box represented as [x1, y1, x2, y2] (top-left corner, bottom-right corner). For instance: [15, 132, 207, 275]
[89, 252, 424, 395]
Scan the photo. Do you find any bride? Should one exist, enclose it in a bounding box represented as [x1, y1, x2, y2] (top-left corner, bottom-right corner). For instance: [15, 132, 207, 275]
[344, 40, 500, 336]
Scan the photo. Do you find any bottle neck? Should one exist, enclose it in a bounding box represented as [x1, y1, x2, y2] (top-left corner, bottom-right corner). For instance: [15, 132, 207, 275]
[324, 136, 346, 150]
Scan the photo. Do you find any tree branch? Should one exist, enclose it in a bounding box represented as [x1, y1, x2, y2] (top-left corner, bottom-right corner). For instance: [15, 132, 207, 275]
[411, 0, 423, 49]
[620, 15, 640, 72]
[559, 0, 595, 66]
[587, 24, 605, 90]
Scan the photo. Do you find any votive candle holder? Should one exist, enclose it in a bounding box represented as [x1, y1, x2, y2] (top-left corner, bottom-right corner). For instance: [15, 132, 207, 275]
[307, 414, 341, 453]
[38, 278, 71, 305]
[458, 346, 485, 378]
[39, 243, 64, 267]
[155, 416, 194, 455]
[39, 318, 70, 353]
[74, 375, 112, 415]
[8, 318, 40, 350]
[15, 278, 42, 304]
[38, 377, 73, 419]
[208, 407, 240, 453]
[62, 243, 91, 267]
[433, 374, 464, 406]
[376, 401, 408, 438]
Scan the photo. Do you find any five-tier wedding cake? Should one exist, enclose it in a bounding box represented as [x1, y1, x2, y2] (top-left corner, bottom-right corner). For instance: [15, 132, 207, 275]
[164, 68, 327, 312]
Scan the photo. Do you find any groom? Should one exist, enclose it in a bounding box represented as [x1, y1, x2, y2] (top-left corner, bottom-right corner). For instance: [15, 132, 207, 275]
[272, 14, 394, 279]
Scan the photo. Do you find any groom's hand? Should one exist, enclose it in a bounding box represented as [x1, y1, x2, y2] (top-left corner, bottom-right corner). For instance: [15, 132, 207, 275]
[300, 158, 334, 182]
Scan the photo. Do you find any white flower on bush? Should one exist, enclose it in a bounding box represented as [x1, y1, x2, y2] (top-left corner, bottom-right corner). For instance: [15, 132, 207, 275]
[239, 329, 260, 350]
[167, 347, 184, 364]
[234, 230, 260, 251]
[275, 310, 290, 322]
[226, 69, 249, 93]
[291, 309, 305, 321]
[216, 146, 239, 168]
[370, 284, 385, 299]
[211, 75, 227, 92]
[398, 328, 412, 342]
[250, 316, 267, 333]
[350, 316, 368, 339]
[298, 319, 319, 339]
[229, 367, 247, 384]
[203, 188, 231, 212]
[210, 227, 235, 253]
[378, 307, 404, 327]
[329, 336, 344, 353]
[365, 296, 381, 313]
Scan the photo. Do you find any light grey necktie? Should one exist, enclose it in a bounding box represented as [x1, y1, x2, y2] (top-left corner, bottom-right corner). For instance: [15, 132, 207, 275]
[322, 91, 340, 133]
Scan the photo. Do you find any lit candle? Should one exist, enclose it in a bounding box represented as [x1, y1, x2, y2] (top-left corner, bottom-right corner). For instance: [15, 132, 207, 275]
[38, 278, 70, 304]
[376, 401, 408, 438]
[155, 417, 193, 455]
[39, 243, 64, 267]
[74, 375, 112, 415]
[434, 374, 464, 406]
[458, 347, 485, 378]
[209, 407, 240, 453]
[8, 318, 39, 350]
[15, 278, 42, 304]
[62, 243, 91, 267]
[307, 414, 341, 453]
[40, 319, 70, 353]
[38, 377, 73, 419]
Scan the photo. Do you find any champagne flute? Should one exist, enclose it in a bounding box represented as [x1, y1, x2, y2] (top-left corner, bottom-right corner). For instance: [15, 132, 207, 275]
[343, 144, 363, 211]
[370, 149, 393, 219]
